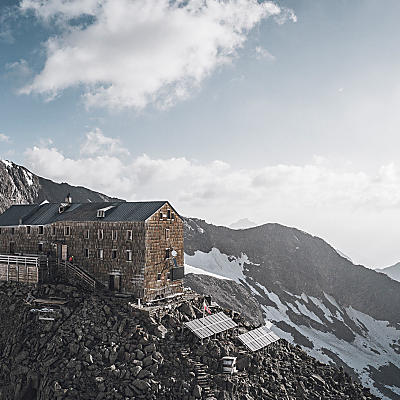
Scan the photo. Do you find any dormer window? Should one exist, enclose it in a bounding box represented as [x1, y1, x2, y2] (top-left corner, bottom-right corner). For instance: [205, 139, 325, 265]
[97, 210, 105, 218]
[38, 226, 44, 235]
[97, 205, 115, 219]
[59, 203, 70, 213]
[26, 226, 31, 235]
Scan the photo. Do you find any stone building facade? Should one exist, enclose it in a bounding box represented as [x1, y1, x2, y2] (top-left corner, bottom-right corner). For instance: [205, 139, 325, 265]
[0, 200, 184, 300]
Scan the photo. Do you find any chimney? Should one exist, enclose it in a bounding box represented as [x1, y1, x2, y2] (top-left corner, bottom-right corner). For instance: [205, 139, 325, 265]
[65, 193, 72, 204]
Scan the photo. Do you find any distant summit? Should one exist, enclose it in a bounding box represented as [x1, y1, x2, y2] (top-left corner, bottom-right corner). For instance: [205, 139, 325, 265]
[229, 218, 257, 230]
[378, 262, 400, 282]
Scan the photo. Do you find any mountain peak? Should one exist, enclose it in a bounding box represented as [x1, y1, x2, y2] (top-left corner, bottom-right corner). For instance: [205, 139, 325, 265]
[229, 218, 258, 230]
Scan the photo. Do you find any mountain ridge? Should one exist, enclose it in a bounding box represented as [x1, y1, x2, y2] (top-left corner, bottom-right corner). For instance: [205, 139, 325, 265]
[378, 262, 400, 283]
[0, 160, 123, 214]
[183, 217, 400, 399]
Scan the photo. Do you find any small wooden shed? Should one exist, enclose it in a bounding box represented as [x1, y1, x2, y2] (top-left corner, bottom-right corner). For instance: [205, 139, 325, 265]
[0, 254, 50, 284]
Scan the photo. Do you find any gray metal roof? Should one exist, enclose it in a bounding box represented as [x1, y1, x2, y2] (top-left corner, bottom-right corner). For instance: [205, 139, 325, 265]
[0, 201, 172, 226]
[184, 312, 237, 339]
[238, 326, 280, 352]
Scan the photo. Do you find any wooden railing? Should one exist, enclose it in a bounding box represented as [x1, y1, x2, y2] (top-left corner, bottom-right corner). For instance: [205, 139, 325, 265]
[0, 254, 43, 284]
[0, 254, 40, 267]
[58, 260, 96, 290]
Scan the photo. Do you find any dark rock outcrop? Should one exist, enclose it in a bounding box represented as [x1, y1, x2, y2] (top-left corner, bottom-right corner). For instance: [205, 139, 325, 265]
[0, 282, 378, 400]
[0, 160, 122, 214]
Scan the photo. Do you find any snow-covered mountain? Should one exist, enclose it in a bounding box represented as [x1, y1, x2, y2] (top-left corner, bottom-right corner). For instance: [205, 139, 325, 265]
[378, 263, 400, 283]
[184, 218, 400, 400]
[0, 160, 122, 213]
[229, 218, 258, 229]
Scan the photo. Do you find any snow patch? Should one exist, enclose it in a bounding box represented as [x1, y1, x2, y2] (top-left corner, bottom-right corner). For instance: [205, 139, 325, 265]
[22, 169, 34, 186]
[1, 159, 12, 168]
[254, 286, 400, 399]
[184, 264, 232, 281]
[184, 248, 255, 283]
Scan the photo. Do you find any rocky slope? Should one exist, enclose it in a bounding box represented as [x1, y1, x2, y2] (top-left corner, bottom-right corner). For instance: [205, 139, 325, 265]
[0, 160, 121, 213]
[0, 281, 377, 400]
[377, 263, 400, 283]
[183, 218, 400, 400]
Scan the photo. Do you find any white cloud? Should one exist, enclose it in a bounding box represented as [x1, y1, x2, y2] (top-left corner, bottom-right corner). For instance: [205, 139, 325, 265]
[19, 0, 291, 109]
[23, 132, 400, 266]
[273, 7, 297, 25]
[0, 134, 11, 143]
[80, 128, 129, 156]
[255, 46, 275, 61]
[24, 132, 400, 216]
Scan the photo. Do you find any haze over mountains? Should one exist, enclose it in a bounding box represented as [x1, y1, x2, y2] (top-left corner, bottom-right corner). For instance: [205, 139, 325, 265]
[377, 263, 400, 283]
[1, 160, 400, 399]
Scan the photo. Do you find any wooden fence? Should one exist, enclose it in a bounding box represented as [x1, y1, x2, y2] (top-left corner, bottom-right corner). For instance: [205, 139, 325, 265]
[0, 254, 45, 284]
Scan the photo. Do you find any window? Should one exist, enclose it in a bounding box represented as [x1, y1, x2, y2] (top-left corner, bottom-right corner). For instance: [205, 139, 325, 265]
[97, 210, 105, 218]
[52, 226, 56, 235]
[38, 243, 43, 252]
[126, 250, 132, 261]
[126, 230, 132, 240]
[167, 209, 171, 219]
[112, 230, 118, 240]
[39, 226, 44, 235]
[85, 230, 90, 239]
[165, 229, 170, 240]
[0, 228, 2, 235]
[98, 249, 104, 259]
[171, 212, 175, 220]
[64, 226, 71, 236]
[157, 273, 162, 281]
[26, 226, 31, 235]
[85, 248, 90, 258]
[165, 248, 170, 259]
[112, 249, 117, 259]
[159, 211, 163, 220]
[11, 228, 15, 235]
[166, 272, 171, 281]
[98, 229, 104, 240]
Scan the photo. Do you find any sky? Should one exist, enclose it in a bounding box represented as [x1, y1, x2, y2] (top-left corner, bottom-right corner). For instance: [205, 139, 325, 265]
[1, 0, 400, 268]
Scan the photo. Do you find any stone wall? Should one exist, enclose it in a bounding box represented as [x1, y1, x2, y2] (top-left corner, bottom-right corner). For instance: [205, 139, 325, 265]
[0, 202, 184, 299]
[144, 202, 184, 300]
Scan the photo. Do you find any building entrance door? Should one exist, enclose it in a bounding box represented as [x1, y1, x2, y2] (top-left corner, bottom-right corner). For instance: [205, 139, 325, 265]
[109, 274, 121, 291]
[109, 274, 115, 291]
[57, 244, 68, 261]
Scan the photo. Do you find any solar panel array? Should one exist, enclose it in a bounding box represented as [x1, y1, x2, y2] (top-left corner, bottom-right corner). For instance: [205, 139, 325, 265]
[238, 325, 280, 352]
[184, 312, 237, 339]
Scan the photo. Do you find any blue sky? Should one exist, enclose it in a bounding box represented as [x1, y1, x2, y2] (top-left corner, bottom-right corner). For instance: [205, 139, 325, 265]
[1, 0, 400, 267]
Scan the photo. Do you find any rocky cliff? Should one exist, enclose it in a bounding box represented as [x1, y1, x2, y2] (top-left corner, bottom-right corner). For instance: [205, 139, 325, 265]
[0, 281, 377, 400]
[0, 160, 121, 213]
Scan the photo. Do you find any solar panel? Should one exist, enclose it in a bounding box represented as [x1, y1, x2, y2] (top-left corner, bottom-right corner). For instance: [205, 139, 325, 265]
[238, 325, 280, 351]
[184, 312, 237, 339]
